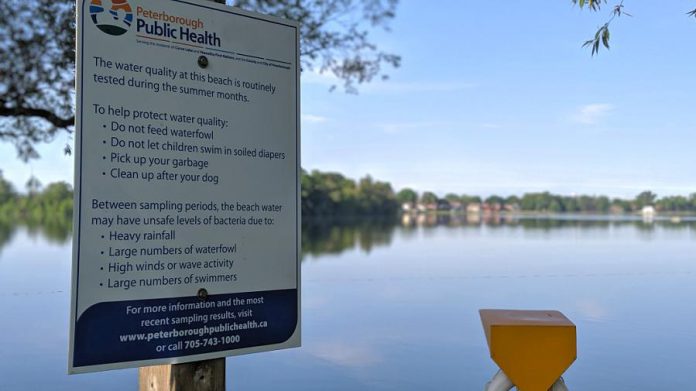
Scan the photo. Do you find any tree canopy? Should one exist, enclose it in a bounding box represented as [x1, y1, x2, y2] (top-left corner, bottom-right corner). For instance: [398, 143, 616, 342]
[300, 170, 399, 216]
[0, 0, 400, 161]
[0, 172, 16, 205]
[419, 192, 438, 205]
[396, 188, 418, 204]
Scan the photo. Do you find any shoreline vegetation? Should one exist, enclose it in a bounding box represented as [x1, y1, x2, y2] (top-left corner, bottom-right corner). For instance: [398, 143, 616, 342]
[302, 170, 696, 216]
[0, 175, 72, 231]
[2, 169, 696, 227]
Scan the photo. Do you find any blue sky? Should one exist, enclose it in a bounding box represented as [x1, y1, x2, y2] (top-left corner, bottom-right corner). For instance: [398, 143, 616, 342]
[2, 0, 695, 198]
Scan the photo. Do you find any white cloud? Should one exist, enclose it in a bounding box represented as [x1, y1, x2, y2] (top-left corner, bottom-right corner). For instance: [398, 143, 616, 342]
[301, 69, 476, 94]
[572, 103, 614, 125]
[302, 113, 329, 124]
[301, 69, 341, 87]
[377, 120, 453, 134]
[361, 80, 476, 94]
[376, 120, 505, 135]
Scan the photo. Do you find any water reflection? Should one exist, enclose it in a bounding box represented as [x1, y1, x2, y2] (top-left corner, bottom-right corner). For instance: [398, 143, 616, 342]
[0, 213, 693, 258]
[0, 218, 72, 255]
[302, 217, 398, 258]
[301, 214, 696, 259]
[0, 220, 15, 253]
[399, 213, 696, 230]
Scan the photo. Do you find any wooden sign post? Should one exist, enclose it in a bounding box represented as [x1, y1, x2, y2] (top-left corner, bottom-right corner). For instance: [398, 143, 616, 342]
[139, 357, 225, 391]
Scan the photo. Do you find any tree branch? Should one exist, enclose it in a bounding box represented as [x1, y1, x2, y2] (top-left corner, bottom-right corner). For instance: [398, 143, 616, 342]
[0, 106, 74, 128]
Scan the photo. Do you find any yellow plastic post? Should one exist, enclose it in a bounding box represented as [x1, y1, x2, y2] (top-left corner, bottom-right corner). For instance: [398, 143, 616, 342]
[480, 309, 577, 391]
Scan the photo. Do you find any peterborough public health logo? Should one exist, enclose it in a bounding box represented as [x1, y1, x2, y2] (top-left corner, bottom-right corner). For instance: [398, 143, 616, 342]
[90, 0, 134, 36]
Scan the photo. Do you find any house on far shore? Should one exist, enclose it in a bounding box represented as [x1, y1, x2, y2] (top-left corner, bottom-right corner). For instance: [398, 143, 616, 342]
[610, 204, 626, 214]
[436, 200, 451, 211]
[504, 203, 520, 212]
[642, 205, 656, 218]
[414, 202, 438, 212]
[467, 203, 481, 214]
[482, 202, 502, 214]
[449, 201, 464, 212]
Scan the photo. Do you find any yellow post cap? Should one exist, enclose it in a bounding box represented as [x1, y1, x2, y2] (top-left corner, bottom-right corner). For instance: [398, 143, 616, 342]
[480, 309, 577, 391]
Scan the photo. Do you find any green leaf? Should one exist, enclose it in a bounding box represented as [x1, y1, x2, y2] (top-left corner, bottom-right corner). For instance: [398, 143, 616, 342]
[601, 27, 610, 49]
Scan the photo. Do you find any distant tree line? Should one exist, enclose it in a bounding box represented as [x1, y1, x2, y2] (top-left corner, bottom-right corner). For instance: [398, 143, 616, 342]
[397, 188, 696, 214]
[1, 170, 695, 222]
[301, 170, 400, 216]
[0, 173, 73, 224]
[0, 170, 402, 221]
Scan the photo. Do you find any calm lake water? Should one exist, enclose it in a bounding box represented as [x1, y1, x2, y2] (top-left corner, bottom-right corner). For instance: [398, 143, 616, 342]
[1, 215, 695, 390]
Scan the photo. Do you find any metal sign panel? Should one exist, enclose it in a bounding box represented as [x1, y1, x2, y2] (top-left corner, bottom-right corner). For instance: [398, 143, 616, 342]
[70, 0, 300, 373]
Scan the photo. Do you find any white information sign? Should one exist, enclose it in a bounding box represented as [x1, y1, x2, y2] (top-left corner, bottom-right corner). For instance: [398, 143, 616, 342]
[70, 0, 300, 373]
